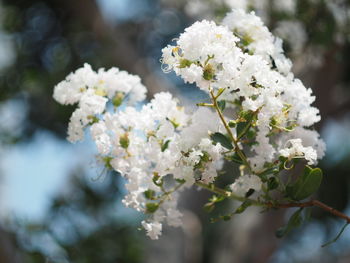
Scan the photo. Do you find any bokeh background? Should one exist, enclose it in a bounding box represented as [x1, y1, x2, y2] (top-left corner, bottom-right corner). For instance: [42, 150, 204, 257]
[1, 0, 350, 262]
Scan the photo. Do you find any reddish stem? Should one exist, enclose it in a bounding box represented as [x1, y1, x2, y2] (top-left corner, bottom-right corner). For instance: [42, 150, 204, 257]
[267, 200, 350, 223]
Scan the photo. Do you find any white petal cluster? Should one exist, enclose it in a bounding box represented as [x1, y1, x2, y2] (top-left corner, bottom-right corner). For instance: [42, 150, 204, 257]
[85, 92, 225, 239]
[222, 9, 292, 75]
[53, 63, 147, 142]
[230, 174, 262, 197]
[161, 20, 241, 92]
[161, 9, 325, 195]
[55, 9, 326, 240]
[279, 139, 317, 165]
[141, 220, 162, 240]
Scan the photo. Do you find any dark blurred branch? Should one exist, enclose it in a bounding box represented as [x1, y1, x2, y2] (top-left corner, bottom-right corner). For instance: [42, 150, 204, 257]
[311, 45, 344, 126]
[326, 99, 350, 118]
[0, 227, 22, 263]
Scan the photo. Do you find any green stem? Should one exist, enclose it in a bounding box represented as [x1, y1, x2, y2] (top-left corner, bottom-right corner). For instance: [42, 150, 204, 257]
[195, 181, 230, 197]
[209, 89, 253, 173]
[158, 181, 185, 206]
[195, 181, 261, 206]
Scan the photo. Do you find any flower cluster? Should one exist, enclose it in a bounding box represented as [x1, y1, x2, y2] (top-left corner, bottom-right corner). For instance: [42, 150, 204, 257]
[53, 64, 147, 142]
[180, 0, 350, 66]
[55, 9, 325, 240]
[161, 9, 325, 174]
[54, 66, 226, 239]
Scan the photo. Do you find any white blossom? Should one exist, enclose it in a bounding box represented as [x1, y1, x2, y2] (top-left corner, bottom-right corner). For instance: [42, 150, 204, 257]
[53, 63, 147, 142]
[280, 139, 318, 165]
[55, 9, 326, 240]
[141, 220, 162, 240]
[230, 174, 262, 197]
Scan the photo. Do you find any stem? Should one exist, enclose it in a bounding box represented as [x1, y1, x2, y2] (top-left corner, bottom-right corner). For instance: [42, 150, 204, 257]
[322, 222, 350, 247]
[205, 89, 350, 232]
[265, 200, 350, 223]
[158, 181, 185, 206]
[195, 181, 261, 206]
[209, 89, 252, 173]
[196, 181, 350, 223]
[195, 181, 232, 198]
[312, 200, 350, 223]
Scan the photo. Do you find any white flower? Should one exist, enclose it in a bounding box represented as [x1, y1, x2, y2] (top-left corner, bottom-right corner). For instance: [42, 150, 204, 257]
[67, 109, 86, 142]
[161, 20, 242, 92]
[280, 139, 317, 165]
[90, 121, 111, 155]
[230, 174, 262, 197]
[141, 220, 162, 240]
[53, 63, 96, 105]
[223, 9, 275, 58]
[179, 64, 203, 84]
[55, 9, 326, 240]
[79, 90, 107, 115]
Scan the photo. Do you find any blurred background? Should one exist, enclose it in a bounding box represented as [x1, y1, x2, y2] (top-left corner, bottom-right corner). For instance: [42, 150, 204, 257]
[1, 0, 350, 262]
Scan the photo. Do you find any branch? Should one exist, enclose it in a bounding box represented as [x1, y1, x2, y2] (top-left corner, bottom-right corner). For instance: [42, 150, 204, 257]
[267, 200, 350, 224]
[196, 181, 350, 223]
[209, 88, 253, 173]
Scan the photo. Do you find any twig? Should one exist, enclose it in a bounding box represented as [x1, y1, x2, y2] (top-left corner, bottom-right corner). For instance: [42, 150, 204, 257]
[209, 88, 252, 173]
[196, 181, 350, 224]
[266, 200, 350, 223]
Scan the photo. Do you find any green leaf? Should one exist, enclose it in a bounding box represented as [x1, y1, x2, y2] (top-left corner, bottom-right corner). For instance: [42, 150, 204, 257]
[102, 156, 113, 169]
[179, 58, 192, 68]
[322, 222, 350, 247]
[209, 194, 225, 203]
[259, 167, 279, 180]
[119, 133, 129, 149]
[203, 202, 215, 213]
[217, 100, 226, 112]
[144, 190, 156, 200]
[203, 64, 214, 80]
[275, 208, 303, 238]
[226, 153, 243, 164]
[235, 200, 252, 214]
[87, 115, 99, 124]
[175, 179, 186, 184]
[228, 120, 236, 128]
[222, 215, 231, 221]
[246, 129, 256, 139]
[152, 173, 163, 187]
[112, 92, 124, 107]
[267, 177, 279, 191]
[216, 88, 226, 98]
[203, 194, 225, 213]
[210, 132, 233, 150]
[236, 111, 255, 139]
[145, 203, 159, 213]
[236, 122, 248, 139]
[161, 140, 170, 152]
[166, 117, 180, 129]
[286, 167, 323, 201]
